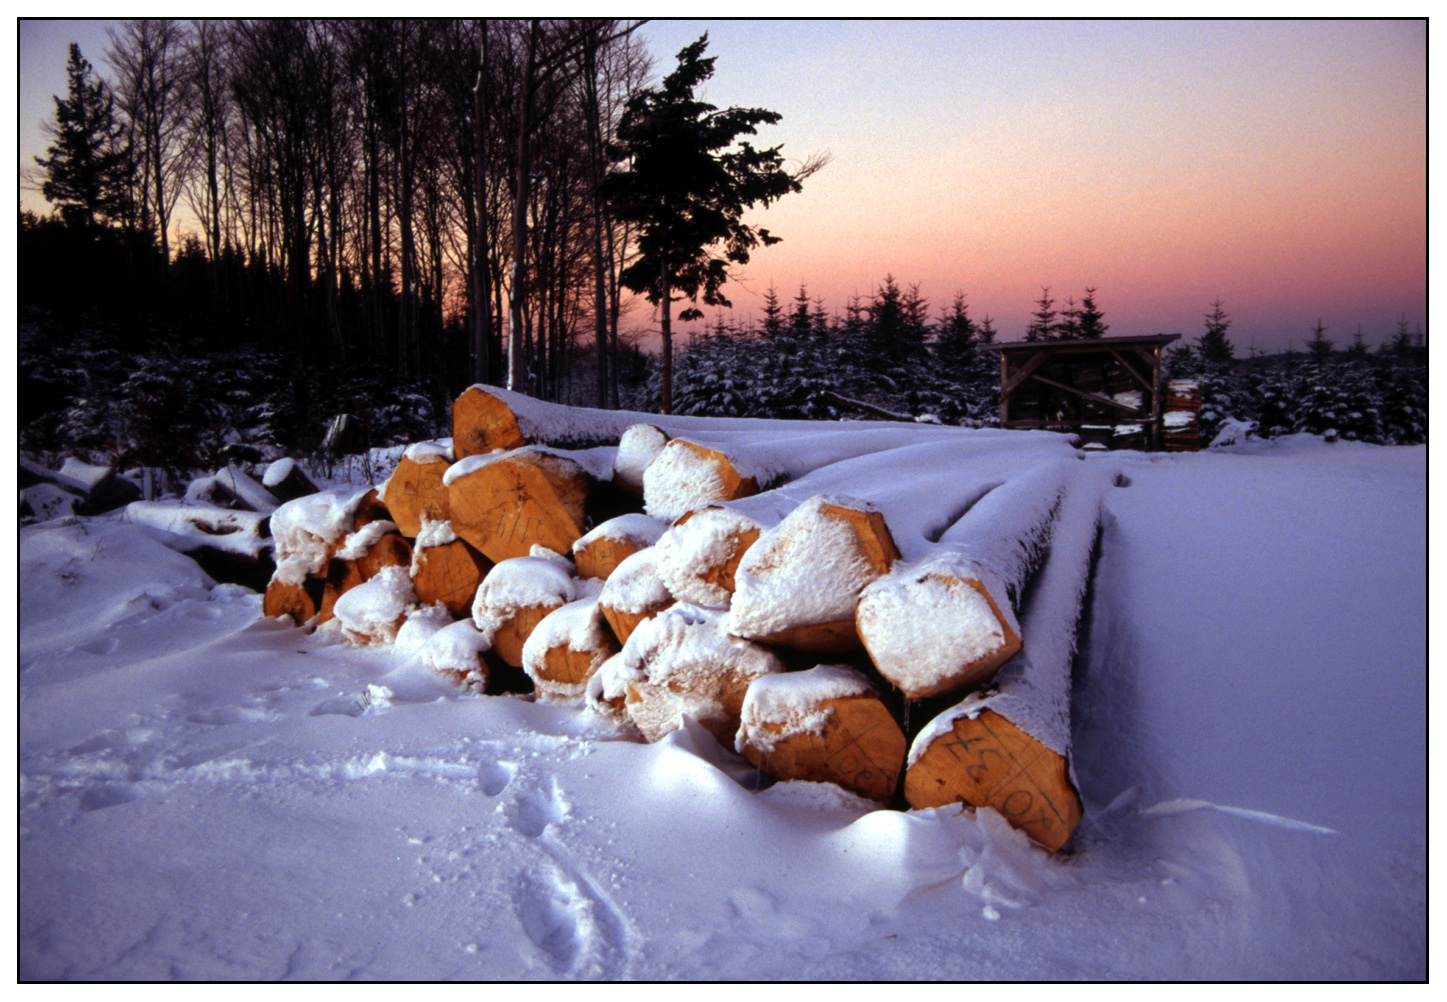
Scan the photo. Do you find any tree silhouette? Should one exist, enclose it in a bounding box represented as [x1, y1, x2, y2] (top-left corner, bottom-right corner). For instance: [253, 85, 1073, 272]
[604, 34, 821, 412]
[35, 44, 131, 230]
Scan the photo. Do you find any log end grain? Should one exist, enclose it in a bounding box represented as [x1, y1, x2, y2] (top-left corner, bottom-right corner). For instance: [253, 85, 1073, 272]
[385, 455, 452, 538]
[452, 386, 527, 458]
[412, 539, 491, 616]
[448, 450, 591, 563]
[904, 708, 1081, 853]
[740, 693, 906, 804]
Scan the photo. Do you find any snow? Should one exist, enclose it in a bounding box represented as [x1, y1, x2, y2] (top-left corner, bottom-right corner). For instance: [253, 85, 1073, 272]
[729, 495, 887, 638]
[17, 428, 1426, 980]
[268, 488, 371, 583]
[410, 516, 459, 573]
[654, 506, 762, 608]
[334, 519, 399, 561]
[572, 513, 668, 552]
[595, 545, 672, 615]
[613, 423, 669, 490]
[331, 565, 417, 643]
[57, 457, 114, 493]
[21, 483, 81, 522]
[521, 592, 615, 701]
[123, 500, 272, 560]
[737, 664, 876, 754]
[417, 619, 492, 690]
[403, 440, 454, 464]
[214, 464, 281, 513]
[261, 457, 297, 489]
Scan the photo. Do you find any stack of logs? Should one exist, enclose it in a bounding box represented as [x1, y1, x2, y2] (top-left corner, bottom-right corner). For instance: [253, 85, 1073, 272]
[262, 386, 1101, 853]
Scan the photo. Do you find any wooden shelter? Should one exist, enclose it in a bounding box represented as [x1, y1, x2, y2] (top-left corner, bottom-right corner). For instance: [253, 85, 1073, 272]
[980, 334, 1180, 451]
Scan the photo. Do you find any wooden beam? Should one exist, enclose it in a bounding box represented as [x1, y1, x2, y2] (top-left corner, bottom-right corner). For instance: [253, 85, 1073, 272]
[1025, 372, 1152, 417]
[1108, 349, 1156, 395]
[1001, 349, 1050, 397]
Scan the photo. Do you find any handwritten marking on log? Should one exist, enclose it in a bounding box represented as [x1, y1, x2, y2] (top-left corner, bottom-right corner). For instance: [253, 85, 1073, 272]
[573, 535, 642, 581]
[740, 694, 906, 804]
[452, 386, 527, 459]
[386, 455, 451, 538]
[489, 603, 563, 669]
[905, 709, 1081, 853]
[448, 451, 590, 564]
[412, 539, 490, 616]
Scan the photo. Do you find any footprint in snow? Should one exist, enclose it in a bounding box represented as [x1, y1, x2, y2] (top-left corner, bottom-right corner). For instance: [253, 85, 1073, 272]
[508, 777, 569, 838]
[479, 760, 516, 798]
[513, 858, 630, 979]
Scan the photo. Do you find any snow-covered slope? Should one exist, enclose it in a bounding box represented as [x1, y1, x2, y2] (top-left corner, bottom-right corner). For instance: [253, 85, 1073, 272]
[17, 434, 1426, 980]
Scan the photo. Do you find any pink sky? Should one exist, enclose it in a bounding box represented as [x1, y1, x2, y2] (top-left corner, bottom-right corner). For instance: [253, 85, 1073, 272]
[18, 19, 1427, 353]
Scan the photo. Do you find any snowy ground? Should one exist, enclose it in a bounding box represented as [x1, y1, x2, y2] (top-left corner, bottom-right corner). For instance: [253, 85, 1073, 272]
[17, 434, 1426, 980]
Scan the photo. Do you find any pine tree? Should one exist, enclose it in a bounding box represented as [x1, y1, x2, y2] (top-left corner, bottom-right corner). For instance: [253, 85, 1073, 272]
[604, 34, 816, 414]
[1025, 286, 1055, 341]
[1197, 299, 1235, 364]
[1074, 287, 1108, 339]
[1306, 319, 1334, 365]
[933, 292, 978, 371]
[760, 283, 783, 340]
[35, 43, 132, 230]
[1346, 324, 1371, 360]
[1053, 295, 1081, 339]
[977, 315, 998, 345]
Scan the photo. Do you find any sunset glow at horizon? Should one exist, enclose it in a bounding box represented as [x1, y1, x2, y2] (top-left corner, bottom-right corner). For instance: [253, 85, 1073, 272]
[18, 18, 1427, 354]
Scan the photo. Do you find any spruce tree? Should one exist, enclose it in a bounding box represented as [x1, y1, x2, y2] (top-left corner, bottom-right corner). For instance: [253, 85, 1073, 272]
[35, 43, 131, 230]
[1075, 287, 1108, 339]
[1306, 319, 1334, 365]
[1053, 295, 1081, 339]
[1197, 299, 1235, 364]
[760, 283, 784, 340]
[1025, 286, 1055, 341]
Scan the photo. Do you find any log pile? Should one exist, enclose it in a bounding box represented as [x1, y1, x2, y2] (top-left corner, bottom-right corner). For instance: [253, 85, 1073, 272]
[255, 385, 1108, 853]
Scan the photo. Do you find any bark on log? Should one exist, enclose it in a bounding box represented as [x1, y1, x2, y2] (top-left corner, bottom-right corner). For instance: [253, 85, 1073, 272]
[903, 708, 1081, 853]
[411, 538, 491, 617]
[736, 667, 907, 804]
[384, 454, 452, 538]
[446, 448, 591, 563]
[728, 497, 899, 653]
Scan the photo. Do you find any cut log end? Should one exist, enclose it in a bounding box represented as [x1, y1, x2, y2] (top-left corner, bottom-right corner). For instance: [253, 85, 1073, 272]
[599, 603, 669, 647]
[385, 455, 451, 538]
[448, 451, 591, 564]
[412, 539, 490, 616]
[858, 571, 1022, 701]
[352, 489, 393, 532]
[262, 577, 325, 625]
[643, 439, 758, 521]
[452, 386, 527, 458]
[743, 619, 862, 654]
[487, 603, 564, 668]
[904, 708, 1081, 853]
[573, 534, 644, 582]
[740, 693, 906, 804]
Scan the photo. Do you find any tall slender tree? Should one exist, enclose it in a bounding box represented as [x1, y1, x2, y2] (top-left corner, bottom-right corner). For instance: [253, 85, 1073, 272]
[35, 44, 131, 230]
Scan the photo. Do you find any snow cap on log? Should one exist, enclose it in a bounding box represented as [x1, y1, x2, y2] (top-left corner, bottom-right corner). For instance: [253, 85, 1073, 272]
[320, 523, 414, 623]
[584, 651, 643, 734]
[572, 513, 668, 581]
[857, 460, 1073, 699]
[261, 458, 321, 503]
[268, 488, 375, 586]
[383, 450, 453, 538]
[419, 619, 492, 692]
[736, 665, 907, 804]
[445, 446, 592, 563]
[613, 424, 670, 495]
[471, 546, 577, 667]
[728, 495, 899, 653]
[596, 546, 675, 645]
[620, 604, 784, 747]
[642, 439, 758, 522]
[521, 584, 618, 701]
[654, 506, 763, 609]
[332, 565, 417, 644]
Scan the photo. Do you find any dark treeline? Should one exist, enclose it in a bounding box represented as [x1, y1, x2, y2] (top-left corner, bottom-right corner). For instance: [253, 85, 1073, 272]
[24, 19, 659, 426]
[661, 285, 1428, 447]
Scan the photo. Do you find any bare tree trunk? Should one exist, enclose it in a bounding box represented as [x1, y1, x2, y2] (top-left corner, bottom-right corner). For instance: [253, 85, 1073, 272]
[659, 260, 672, 415]
[507, 21, 538, 393]
[471, 23, 491, 385]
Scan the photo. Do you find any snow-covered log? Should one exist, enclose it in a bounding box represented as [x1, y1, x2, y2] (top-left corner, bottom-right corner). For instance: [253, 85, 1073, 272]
[727, 496, 900, 653]
[419, 619, 492, 693]
[612, 424, 669, 495]
[619, 604, 784, 746]
[521, 586, 618, 701]
[736, 665, 907, 804]
[351, 488, 393, 531]
[382, 445, 453, 538]
[261, 458, 321, 503]
[653, 506, 763, 609]
[317, 522, 413, 624]
[444, 447, 592, 564]
[857, 459, 1077, 700]
[471, 548, 577, 667]
[53, 457, 141, 513]
[596, 546, 675, 645]
[572, 513, 668, 581]
[409, 523, 490, 617]
[902, 465, 1112, 853]
[262, 576, 326, 624]
[332, 565, 417, 644]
